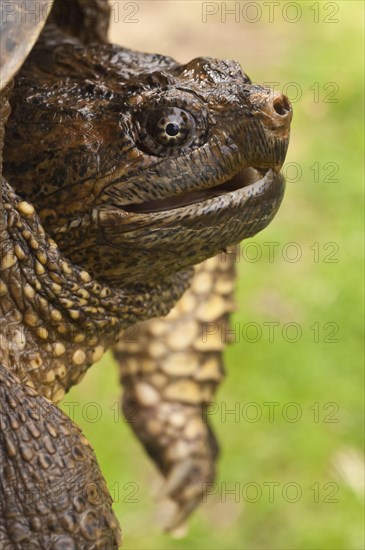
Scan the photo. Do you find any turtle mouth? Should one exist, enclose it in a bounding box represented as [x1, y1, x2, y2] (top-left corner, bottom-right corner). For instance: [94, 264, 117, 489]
[122, 166, 268, 214]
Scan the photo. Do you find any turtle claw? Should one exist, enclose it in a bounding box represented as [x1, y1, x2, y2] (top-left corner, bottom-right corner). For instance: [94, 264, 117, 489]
[155, 458, 195, 500]
[168, 521, 189, 539]
[156, 455, 216, 530]
[164, 497, 201, 532]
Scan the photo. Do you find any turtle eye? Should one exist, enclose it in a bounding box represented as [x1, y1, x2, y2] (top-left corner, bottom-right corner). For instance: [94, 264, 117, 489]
[150, 107, 195, 148]
[136, 99, 207, 157]
[152, 108, 195, 147]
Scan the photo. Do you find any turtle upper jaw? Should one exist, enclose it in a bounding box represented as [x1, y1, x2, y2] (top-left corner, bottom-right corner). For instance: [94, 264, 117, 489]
[110, 162, 286, 235]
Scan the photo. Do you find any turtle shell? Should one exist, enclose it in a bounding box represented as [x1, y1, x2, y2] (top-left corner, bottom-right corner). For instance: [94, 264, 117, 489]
[0, 0, 52, 89]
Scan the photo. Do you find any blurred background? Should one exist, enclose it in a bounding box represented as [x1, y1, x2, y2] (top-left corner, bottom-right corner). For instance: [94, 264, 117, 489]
[62, 1, 364, 548]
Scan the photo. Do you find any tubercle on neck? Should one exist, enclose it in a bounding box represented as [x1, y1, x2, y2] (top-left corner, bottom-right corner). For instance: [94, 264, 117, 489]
[1, 178, 122, 339]
[1, 177, 119, 400]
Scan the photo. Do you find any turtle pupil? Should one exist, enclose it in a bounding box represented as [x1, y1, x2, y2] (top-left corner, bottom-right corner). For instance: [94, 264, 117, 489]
[165, 122, 180, 137]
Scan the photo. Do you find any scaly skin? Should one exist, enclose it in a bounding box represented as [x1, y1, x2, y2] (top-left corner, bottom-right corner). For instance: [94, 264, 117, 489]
[0, 363, 121, 549]
[0, 177, 191, 399]
[1, 0, 292, 545]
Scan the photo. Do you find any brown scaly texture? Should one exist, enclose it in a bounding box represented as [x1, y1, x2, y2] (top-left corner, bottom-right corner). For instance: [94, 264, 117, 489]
[0, 177, 191, 400]
[0, 364, 120, 549]
[1, 0, 292, 545]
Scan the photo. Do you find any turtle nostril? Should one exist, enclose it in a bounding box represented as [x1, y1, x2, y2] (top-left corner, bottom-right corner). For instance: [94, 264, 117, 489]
[273, 95, 291, 116]
[248, 89, 292, 132]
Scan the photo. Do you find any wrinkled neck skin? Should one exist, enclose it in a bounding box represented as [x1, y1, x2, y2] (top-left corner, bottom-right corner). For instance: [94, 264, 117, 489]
[0, 178, 191, 401]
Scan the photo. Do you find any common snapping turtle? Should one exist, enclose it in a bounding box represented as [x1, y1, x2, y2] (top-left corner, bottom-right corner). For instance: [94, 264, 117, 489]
[0, 0, 292, 547]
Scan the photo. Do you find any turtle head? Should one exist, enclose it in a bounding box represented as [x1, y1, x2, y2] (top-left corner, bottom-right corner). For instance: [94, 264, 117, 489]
[3, 32, 292, 285]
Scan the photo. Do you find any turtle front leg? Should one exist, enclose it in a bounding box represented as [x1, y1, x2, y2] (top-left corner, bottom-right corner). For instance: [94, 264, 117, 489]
[113, 252, 236, 530]
[0, 363, 121, 549]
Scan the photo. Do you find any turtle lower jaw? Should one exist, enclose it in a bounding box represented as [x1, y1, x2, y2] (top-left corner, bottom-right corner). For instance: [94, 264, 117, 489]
[93, 166, 284, 283]
[122, 166, 270, 214]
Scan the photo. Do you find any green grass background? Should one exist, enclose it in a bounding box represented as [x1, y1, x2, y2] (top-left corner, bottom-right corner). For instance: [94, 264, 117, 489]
[62, 2, 364, 548]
